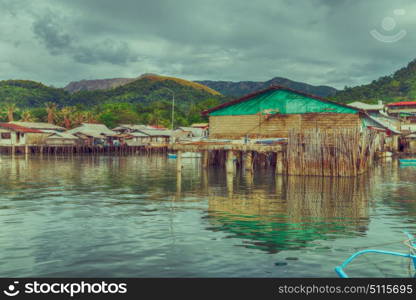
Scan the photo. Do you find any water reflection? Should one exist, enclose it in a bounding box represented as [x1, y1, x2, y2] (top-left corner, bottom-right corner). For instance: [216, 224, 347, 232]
[0, 155, 415, 277]
[207, 173, 372, 253]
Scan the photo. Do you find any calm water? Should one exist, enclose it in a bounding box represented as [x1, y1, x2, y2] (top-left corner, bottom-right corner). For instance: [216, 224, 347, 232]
[0, 155, 415, 277]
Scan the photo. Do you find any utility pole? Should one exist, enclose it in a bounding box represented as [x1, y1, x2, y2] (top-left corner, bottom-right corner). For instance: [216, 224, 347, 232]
[171, 92, 175, 130]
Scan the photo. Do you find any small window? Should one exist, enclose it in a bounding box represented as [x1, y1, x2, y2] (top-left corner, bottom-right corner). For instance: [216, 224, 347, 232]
[1, 133, 11, 139]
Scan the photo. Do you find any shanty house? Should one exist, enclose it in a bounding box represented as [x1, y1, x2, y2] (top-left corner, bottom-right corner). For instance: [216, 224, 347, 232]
[135, 129, 172, 144]
[177, 127, 205, 137]
[191, 123, 209, 136]
[9, 121, 66, 132]
[0, 123, 51, 146]
[67, 123, 116, 146]
[385, 102, 416, 132]
[387, 101, 416, 117]
[112, 124, 147, 134]
[202, 86, 368, 139]
[43, 131, 80, 146]
[348, 101, 384, 115]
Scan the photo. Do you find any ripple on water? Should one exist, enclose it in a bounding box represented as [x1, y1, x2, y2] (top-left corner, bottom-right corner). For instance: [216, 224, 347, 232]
[0, 156, 415, 277]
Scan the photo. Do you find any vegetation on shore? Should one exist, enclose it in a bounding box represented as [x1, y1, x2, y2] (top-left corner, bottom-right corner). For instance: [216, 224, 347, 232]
[0, 76, 225, 129]
[332, 59, 416, 103]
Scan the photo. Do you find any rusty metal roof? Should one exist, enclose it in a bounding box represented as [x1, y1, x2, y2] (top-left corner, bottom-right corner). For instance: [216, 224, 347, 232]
[0, 123, 44, 133]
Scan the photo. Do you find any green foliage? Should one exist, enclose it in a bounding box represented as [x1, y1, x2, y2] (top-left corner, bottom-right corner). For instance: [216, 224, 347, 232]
[0, 77, 225, 128]
[332, 59, 416, 104]
[97, 103, 140, 128]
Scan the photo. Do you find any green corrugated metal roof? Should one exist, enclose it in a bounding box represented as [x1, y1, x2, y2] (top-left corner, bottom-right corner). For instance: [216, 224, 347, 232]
[209, 89, 358, 116]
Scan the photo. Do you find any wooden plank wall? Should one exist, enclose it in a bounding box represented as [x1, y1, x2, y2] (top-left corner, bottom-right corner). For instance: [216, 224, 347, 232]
[209, 113, 361, 139]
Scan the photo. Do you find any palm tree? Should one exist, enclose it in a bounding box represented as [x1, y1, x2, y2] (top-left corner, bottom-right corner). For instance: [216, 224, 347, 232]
[45, 102, 57, 124]
[83, 111, 97, 123]
[71, 111, 86, 127]
[3, 103, 17, 122]
[60, 107, 75, 129]
[20, 110, 34, 122]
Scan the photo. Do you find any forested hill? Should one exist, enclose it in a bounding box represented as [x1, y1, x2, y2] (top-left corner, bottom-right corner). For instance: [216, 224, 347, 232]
[0, 75, 225, 128]
[332, 59, 416, 104]
[196, 77, 338, 98]
[0, 75, 224, 109]
[0, 80, 70, 107]
[68, 74, 223, 108]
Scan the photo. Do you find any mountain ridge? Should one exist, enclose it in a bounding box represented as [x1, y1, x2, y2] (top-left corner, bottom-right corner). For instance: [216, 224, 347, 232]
[195, 77, 338, 98]
[332, 59, 416, 103]
[63, 74, 338, 98]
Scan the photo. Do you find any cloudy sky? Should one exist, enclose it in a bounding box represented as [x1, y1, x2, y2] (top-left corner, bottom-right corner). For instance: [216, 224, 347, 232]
[0, 0, 415, 89]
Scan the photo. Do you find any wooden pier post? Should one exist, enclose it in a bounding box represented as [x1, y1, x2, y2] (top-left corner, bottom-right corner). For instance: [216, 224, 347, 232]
[226, 150, 234, 174]
[201, 167, 208, 193]
[244, 168, 253, 187]
[176, 151, 182, 173]
[275, 151, 284, 175]
[244, 151, 253, 172]
[176, 167, 182, 198]
[275, 173, 286, 198]
[202, 150, 209, 168]
[226, 168, 234, 196]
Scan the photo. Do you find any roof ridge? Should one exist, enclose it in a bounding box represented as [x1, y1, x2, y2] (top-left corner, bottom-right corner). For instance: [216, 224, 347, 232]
[202, 85, 362, 115]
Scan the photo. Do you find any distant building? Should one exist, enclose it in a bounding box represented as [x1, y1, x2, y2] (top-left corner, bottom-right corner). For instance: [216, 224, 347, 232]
[135, 129, 173, 144]
[123, 132, 150, 146]
[387, 101, 416, 117]
[112, 124, 148, 134]
[0, 123, 50, 146]
[386, 101, 416, 132]
[348, 101, 384, 114]
[177, 127, 205, 137]
[191, 123, 209, 129]
[9, 121, 66, 132]
[112, 124, 173, 144]
[67, 123, 116, 145]
[44, 131, 80, 146]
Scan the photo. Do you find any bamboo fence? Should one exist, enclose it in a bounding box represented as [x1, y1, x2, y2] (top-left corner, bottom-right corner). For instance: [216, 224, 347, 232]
[287, 128, 377, 177]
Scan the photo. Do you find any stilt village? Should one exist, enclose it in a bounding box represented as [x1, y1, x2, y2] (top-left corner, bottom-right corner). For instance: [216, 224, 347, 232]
[2, 85, 416, 177]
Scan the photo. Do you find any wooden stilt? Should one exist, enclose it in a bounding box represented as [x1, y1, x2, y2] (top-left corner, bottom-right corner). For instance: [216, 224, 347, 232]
[275, 151, 284, 175]
[226, 150, 234, 174]
[202, 150, 209, 168]
[176, 151, 182, 173]
[244, 151, 253, 172]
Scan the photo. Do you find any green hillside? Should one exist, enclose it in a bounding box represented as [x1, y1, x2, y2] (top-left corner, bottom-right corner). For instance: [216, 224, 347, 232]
[0, 80, 70, 107]
[0, 76, 225, 128]
[332, 59, 416, 104]
[69, 75, 223, 109]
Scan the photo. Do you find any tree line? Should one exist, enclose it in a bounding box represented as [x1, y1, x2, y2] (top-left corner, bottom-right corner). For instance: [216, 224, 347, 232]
[0, 99, 220, 129]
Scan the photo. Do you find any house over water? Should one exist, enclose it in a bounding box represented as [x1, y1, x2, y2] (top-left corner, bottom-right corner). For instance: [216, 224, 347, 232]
[0, 123, 50, 146]
[67, 123, 116, 145]
[348, 101, 384, 115]
[9, 121, 66, 132]
[387, 101, 416, 117]
[202, 86, 385, 139]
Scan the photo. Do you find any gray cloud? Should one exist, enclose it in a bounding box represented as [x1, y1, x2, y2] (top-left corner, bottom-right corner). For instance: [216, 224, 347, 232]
[33, 14, 72, 55]
[32, 13, 138, 65]
[0, 0, 415, 88]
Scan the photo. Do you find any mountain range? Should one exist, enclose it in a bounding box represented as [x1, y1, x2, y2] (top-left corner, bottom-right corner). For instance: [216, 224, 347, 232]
[4, 57, 416, 112]
[0, 74, 222, 109]
[195, 77, 338, 98]
[64, 75, 338, 98]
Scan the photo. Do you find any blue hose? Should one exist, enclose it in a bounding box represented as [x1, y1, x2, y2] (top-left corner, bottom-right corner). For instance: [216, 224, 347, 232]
[335, 249, 416, 278]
